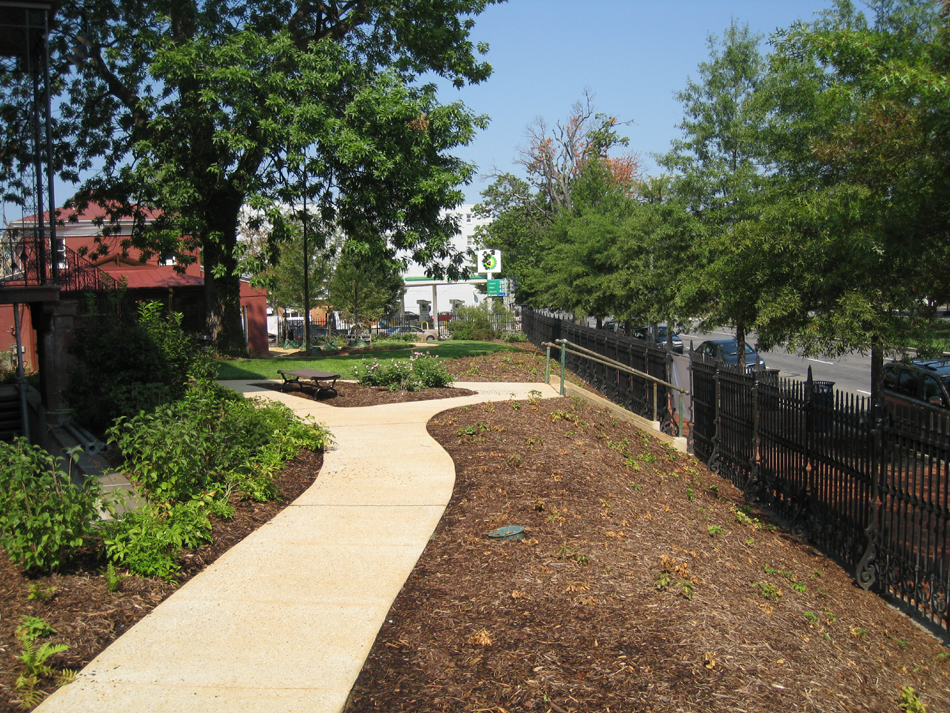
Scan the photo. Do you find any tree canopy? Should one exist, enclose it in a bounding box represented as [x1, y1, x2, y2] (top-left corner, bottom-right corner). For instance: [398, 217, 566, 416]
[11, 0, 499, 353]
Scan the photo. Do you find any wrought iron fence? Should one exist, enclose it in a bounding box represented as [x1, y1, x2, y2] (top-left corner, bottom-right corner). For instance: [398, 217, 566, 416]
[692, 358, 950, 636]
[1, 228, 113, 296]
[522, 306, 949, 635]
[522, 307, 677, 433]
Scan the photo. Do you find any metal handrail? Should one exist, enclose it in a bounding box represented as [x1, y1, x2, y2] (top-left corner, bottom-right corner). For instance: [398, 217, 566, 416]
[543, 338, 688, 434]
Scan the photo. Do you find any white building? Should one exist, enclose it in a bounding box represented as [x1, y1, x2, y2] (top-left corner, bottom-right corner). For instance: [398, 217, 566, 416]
[400, 204, 492, 325]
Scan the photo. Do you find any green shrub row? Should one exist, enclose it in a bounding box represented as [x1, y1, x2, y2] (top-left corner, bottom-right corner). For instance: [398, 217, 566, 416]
[1, 301, 332, 580]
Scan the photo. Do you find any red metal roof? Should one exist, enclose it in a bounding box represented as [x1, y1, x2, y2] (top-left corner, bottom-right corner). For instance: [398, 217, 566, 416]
[99, 266, 204, 290]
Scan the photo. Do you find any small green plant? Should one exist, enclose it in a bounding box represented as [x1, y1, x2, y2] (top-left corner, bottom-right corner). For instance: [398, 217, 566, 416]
[792, 582, 806, 594]
[457, 422, 490, 437]
[686, 487, 694, 502]
[899, 686, 928, 713]
[27, 584, 58, 602]
[708, 484, 720, 499]
[656, 556, 695, 599]
[734, 508, 754, 526]
[510, 401, 521, 411]
[505, 454, 522, 467]
[14, 618, 70, 704]
[528, 389, 543, 405]
[708, 525, 724, 537]
[352, 351, 454, 392]
[104, 562, 124, 593]
[753, 581, 782, 600]
[803, 611, 819, 625]
[18, 616, 56, 641]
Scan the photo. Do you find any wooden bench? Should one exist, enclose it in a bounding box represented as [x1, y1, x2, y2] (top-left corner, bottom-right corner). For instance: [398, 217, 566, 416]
[277, 369, 340, 396]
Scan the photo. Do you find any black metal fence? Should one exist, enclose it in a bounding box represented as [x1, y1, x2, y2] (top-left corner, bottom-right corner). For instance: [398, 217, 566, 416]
[522, 307, 678, 433]
[692, 358, 949, 636]
[522, 307, 949, 636]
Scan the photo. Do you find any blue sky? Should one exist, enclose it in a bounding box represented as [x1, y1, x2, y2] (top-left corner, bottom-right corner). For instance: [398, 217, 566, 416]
[444, 0, 836, 204]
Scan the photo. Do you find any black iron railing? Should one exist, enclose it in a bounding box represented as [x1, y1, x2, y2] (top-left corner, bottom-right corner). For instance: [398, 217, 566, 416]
[522, 306, 949, 637]
[691, 359, 950, 636]
[522, 307, 678, 434]
[1, 230, 114, 295]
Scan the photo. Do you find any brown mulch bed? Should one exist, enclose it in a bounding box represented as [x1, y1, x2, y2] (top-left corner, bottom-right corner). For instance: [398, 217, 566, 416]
[251, 381, 478, 406]
[2, 346, 948, 712]
[344, 354, 950, 712]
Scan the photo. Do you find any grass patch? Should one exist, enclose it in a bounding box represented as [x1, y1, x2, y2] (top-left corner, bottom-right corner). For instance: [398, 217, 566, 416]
[216, 341, 521, 380]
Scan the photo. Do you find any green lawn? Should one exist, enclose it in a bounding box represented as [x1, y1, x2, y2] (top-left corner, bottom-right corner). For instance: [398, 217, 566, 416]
[215, 340, 520, 380]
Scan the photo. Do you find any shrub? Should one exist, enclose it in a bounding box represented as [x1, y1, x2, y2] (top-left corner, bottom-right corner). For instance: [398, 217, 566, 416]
[503, 331, 528, 343]
[108, 379, 332, 504]
[101, 501, 215, 580]
[352, 352, 454, 392]
[0, 439, 105, 573]
[447, 303, 517, 341]
[64, 297, 217, 434]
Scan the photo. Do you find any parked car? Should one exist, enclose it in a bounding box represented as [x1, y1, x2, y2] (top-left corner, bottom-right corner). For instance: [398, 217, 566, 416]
[630, 325, 684, 354]
[602, 320, 624, 334]
[383, 325, 441, 342]
[883, 359, 950, 411]
[695, 338, 766, 371]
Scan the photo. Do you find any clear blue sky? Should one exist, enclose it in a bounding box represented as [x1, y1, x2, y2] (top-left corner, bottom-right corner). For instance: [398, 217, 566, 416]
[444, 0, 835, 204]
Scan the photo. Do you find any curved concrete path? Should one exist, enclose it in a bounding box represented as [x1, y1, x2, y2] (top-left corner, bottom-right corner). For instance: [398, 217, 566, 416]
[38, 381, 559, 713]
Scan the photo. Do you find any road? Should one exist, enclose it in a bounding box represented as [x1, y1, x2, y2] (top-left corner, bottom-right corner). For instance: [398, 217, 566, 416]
[678, 327, 873, 398]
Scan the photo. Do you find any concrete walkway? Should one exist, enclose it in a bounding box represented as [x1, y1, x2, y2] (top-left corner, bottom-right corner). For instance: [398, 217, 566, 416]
[38, 381, 559, 713]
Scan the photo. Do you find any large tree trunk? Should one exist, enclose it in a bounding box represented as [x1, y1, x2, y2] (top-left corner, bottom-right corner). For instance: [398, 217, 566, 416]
[201, 189, 247, 356]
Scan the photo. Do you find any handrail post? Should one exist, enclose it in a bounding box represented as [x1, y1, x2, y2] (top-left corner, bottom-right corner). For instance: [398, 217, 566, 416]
[544, 344, 551, 384]
[653, 382, 658, 423]
[559, 339, 567, 396]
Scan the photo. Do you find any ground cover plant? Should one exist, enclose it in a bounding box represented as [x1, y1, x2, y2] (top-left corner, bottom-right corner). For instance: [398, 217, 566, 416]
[1, 346, 947, 711]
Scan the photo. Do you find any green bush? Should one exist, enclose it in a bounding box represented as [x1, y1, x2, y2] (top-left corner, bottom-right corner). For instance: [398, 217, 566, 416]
[101, 501, 215, 580]
[447, 303, 517, 341]
[503, 331, 528, 343]
[352, 352, 454, 392]
[0, 439, 105, 573]
[108, 379, 332, 504]
[64, 298, 216, 434]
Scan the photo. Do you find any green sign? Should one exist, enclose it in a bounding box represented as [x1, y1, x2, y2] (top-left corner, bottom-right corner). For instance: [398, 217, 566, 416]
[487, 279, 507, 297]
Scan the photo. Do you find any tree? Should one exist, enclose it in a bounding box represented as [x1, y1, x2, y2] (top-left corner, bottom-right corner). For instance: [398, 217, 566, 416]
[251, 208, 341, 351]
[475, 94, 638, 306]
[760, 0, 950, 401]
[660, 20, 768, 368]
[328, 244, 404, 332]
[606, 176, 704, 338]
[20, 1, 498, 354]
